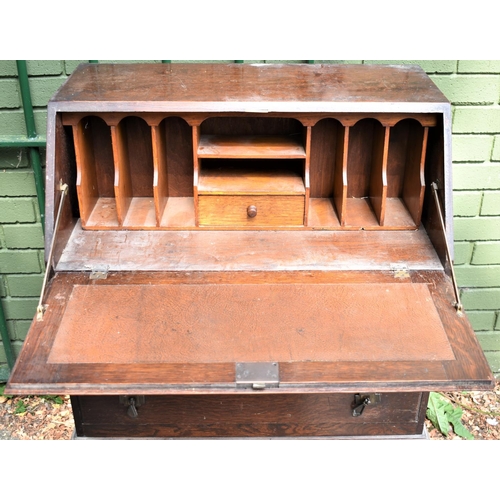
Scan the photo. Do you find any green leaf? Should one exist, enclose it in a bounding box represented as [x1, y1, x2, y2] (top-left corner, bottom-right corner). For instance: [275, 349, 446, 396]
[451, 420, 474, 440]
[427, 392, 474, 439]
[445, 405, 474, 440]
[0, 384, 13, 399]
[427, 392, 450, 436]
[15, 400, 26, 414]
[41, 395, 63, 404]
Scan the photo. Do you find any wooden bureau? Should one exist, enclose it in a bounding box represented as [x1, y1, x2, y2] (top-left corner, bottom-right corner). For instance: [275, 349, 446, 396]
[6, 63, 494, 438]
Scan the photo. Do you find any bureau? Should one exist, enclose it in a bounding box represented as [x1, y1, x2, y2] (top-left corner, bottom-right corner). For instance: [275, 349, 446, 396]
[6, 63, 494, 438]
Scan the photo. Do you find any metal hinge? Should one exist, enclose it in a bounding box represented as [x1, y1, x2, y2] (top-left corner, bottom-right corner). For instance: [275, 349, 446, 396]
[236, 362, 279, 390]
[390, 263, 410, 279]
[351, 393, 382, 417]
[87, 265, 109, 280]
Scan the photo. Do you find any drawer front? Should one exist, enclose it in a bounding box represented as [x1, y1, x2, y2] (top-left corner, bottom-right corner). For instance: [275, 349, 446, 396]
[198, 195, 304, 227]
[72, 392, 428, 438]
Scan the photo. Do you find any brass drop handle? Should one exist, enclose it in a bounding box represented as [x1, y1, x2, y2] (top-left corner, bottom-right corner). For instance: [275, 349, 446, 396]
[247, 205, 257, 218]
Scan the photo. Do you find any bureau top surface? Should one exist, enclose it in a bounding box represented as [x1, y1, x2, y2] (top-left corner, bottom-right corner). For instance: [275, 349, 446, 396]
[50, 63, 449, 112]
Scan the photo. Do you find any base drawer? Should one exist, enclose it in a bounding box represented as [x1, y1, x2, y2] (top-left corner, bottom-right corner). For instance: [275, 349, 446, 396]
[198, 195, 304, 227]
[72, 392, 428, 438]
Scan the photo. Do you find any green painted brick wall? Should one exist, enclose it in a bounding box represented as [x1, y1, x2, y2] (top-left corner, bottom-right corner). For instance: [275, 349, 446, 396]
[1, 59, 500, 378]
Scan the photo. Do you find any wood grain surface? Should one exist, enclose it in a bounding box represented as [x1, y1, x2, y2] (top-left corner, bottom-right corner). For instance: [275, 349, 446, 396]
[6, 270, 494, 395]
[56, 225, 443, 271]
[198, 195, 305, 226]
[198, 135, 306, 158]
[47, 282, 453, 364]
[51, 64, 449, 109]
[73, 392, 426, 438]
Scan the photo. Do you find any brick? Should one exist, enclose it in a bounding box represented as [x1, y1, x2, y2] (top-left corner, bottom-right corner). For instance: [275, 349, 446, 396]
[461, 288, 500, 309]
[0, 276, 6, 296]
[497, 313, 500, 330]
[472, 242, 500, 264]
[453, 164, 500, 190]
[493, 136, 500, 161]
[64, 60, 88, 74]
[0, 199, 35, 223]
[430, 75, 500, 104]
[0, 109, 47, 136]
[0, 148, 30, 169]
[453, 242, 473, 264]
[467, 311, 497, 331]
[13, 320, 32, 341]
[0, 297, 38, 320]
[458, 61, 500, 73]
[0, 79, 20, 108]
[26, 60, 63, 76]
[477, 332, 500, 350]
[0, 60, 17, 76]
[454, 216, 500, 240]
[453, 191, 482, 216]
[481, 191, 500, 215]
[484, 351, 500, 373]
[453, 107, 500, 134]
[0, 342, 23, 364]
[365, 60, 456, 73]
[452, 135, 493, 162]
[29, 76, 68, 107]
[0, 170, 37, 196]
[310, 60, 363, 64]
[99, 60, 164, 64]
[455, 265, 500, 287]
[3, 224, 43, 249]
[6, 319, 16, 340]
[6, 275, 43, 297]
[0, 250, 41, 273]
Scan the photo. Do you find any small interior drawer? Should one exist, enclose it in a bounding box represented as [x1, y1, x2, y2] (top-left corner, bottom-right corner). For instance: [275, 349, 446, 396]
[198, 195, 305, 227]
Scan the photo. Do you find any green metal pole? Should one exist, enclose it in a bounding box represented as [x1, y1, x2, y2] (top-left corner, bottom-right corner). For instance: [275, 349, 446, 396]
[16, 60, 45, 234]
[0, 300, 15, 371]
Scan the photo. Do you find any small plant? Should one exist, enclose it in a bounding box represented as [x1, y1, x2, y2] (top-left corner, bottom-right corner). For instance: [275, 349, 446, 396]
[0, 384, 13, 399]
[427, 392, 474, 439]
[41, 395, 64, 405]
[14, 400, 27, 414]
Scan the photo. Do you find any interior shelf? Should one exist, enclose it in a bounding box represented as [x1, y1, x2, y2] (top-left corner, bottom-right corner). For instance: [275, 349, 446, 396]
[85, 198, 120, 229]
[198, 164, 305, 195]
[197, 135, 306, 159]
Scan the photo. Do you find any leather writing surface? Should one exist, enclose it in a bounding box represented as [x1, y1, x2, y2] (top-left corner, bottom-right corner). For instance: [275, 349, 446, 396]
[48, 282, 454, 364]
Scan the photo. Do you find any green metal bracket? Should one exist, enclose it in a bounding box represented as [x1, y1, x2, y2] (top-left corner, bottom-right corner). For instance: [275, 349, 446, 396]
[16, 60, 45, 234]
[0, 299, 15, 373]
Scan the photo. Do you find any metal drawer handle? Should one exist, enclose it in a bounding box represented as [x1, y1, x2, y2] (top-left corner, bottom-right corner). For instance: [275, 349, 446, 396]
[119, 395, 145, 418]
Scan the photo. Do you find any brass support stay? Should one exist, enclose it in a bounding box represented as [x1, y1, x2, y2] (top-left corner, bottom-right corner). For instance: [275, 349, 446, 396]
[431, 182, 463, 313]
[36, 181, 68, 321]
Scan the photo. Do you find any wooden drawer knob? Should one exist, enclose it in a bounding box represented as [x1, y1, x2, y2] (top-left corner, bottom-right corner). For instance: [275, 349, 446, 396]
[247, 205, 257, 218]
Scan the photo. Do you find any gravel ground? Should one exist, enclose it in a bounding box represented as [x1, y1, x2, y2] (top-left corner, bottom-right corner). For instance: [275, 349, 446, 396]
[1, 381, 499, 440]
